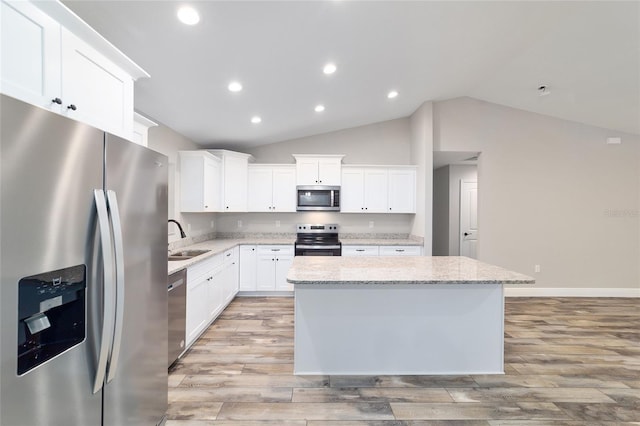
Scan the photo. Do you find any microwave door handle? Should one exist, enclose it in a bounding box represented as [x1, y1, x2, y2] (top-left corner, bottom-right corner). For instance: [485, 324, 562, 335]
[106, 190, 125, 383]
[330, 190, 334, 207]
[92, 190, 116, 394]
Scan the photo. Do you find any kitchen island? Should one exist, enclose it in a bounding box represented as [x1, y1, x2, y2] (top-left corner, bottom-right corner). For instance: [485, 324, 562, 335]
[287, 256, 534, 375]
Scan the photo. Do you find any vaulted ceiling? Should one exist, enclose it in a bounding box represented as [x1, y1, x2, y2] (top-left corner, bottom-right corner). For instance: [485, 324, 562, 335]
[64, 1, 640, 149]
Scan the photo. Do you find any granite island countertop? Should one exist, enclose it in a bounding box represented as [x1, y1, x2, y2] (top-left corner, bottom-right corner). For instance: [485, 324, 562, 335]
[287, 256, 535, 285]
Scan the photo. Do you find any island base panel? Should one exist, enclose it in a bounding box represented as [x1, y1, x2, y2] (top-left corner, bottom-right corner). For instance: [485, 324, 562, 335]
[294, 283, 504, 375]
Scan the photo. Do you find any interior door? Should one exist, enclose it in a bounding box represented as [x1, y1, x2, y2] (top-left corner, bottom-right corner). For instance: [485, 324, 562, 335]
[460, 180, 478, 258]
[102, 134, 168, 426]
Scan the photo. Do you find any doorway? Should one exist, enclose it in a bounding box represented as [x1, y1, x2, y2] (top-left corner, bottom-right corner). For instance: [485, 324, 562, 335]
[432, 151, 479, 257]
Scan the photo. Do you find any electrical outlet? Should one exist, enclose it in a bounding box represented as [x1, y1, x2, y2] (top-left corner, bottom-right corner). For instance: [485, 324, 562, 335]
[275, 220, 281, 228]
[534, 264, 541, 273]
[210, 221, 215, 229]
[237, 220, 242, 228]
[369, 221, 374, 228]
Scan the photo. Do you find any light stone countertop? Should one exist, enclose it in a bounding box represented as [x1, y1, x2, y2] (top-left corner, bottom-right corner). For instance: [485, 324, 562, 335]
[168, 238, 294, 275]
[168, 237, 423, 275]
[287, 256, 535, 285]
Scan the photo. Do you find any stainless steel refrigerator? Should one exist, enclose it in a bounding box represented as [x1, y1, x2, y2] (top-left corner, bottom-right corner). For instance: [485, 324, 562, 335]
[0, 94, 168, 425]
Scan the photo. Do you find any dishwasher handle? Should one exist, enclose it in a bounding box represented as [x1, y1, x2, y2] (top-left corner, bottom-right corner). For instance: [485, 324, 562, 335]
[168, 271, 186, 292]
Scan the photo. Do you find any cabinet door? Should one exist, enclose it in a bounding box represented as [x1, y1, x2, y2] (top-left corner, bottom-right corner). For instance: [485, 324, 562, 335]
[256, 254, 276, 291]
[247, 167, 273, 212]
[318, 158, 342, 185]
[207, 269, 224, 321]
[364, 169, 388, 212]
[61, 28, 133, 139]
[1, 0, 61, 110]
[340, 168, 365, 213]
[296, 158, 319, 185]
[186, 273, 209, 347]
[203, 156, 221, 211]
[388, 169, 416, 213]
[275, 254, 294, 291]
[272, 167, 296, 212]
[223, 155, 248, 211]
[239, 245, 257, 291]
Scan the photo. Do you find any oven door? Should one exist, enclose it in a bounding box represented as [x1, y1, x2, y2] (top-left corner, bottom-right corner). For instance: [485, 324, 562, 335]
[295, 244, 342, 256]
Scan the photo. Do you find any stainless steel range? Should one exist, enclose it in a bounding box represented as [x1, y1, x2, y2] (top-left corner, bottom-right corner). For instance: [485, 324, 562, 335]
[294, 224, 342, 256]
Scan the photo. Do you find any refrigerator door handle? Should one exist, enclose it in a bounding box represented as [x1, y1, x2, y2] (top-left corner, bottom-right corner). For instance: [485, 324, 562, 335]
[106, 190, 125, 383]
[93, 189, 116, 394]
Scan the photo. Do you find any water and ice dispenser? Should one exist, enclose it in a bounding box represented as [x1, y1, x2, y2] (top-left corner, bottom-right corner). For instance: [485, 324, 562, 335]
[17, 265, 86, 375]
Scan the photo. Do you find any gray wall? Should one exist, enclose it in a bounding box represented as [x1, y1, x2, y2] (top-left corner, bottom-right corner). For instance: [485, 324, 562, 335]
[432, 166, 450, 255]
[409, 102, 434, 251]
[434, 97, 640, 291]
[147, 122, 215, 243]
[247, 117, 411, 165]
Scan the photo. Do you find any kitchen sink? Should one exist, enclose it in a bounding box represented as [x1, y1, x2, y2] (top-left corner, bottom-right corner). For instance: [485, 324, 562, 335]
[168, 249, 210, 261]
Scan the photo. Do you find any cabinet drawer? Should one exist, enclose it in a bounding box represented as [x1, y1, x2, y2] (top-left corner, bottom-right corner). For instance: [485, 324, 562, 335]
[342, 245, 379, 256]
[257, 245, 294, 256]
[379, 246, 422, 256]
[223, 247, 238, 265]
[187, 253, 223, 280]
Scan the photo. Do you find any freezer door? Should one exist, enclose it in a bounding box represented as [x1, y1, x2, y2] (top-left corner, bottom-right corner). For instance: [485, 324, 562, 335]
[103, 133, 168, 425]
[0, 95, 104, 425]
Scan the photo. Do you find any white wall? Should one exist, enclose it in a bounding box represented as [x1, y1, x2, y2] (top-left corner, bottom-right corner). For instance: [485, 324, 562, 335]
[246, 117, 411, 165]
[409, 102, 434, 254]
[434, 97, 640, 292]
[225, 117, 416, 235]
[147, 122, 215, 243]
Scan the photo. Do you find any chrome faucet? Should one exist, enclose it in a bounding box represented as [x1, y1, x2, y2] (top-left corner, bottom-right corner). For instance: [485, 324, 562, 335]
[168, 219, 187, 238]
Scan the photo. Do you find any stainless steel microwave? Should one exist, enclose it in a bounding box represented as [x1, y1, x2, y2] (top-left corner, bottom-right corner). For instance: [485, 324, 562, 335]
[296, 186, 340, 211]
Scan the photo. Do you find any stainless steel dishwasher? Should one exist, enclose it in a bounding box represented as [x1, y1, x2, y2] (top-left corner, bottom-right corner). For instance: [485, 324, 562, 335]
[168, 269, 187, 368]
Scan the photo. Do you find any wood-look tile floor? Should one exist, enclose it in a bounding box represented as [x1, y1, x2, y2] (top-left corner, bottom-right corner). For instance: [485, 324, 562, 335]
[167, 297, 640, 425]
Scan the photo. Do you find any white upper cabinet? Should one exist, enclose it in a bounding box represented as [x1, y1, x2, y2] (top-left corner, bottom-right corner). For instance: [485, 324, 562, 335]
[131, 112, 157, 147]
[293, 155, 344, 186]
[179, 151, 222, 212]
[209, 150, 252, 212]
[60, 28, 134, 138]
[341, 166, 416, 214]
[1, 1, 61, 110]
[388, 168, 416, 213]
[247, 165, 296, 212]
[0, 0, 148, 139]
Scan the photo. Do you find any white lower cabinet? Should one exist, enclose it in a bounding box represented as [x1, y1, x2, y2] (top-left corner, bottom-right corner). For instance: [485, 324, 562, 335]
[239, 245, 257, 290]
[342, 245, 380, 256]
[256, 246, 294, 291]
[379, 245, 423, 256]
[343, 245, 422, 257]
[185, 249, 238, 349]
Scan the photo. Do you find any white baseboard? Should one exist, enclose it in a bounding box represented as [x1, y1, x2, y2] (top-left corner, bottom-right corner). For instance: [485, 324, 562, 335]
[505, 287, 640, 298]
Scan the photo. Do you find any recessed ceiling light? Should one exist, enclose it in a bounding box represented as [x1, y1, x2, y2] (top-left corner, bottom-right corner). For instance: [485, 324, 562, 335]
[314, 104, 325, 112]
[387, 90, 399, 99]
[251, 116, 262, 124]
[228, 81, 243, 92]
[177, 6, 200, 25]
[323, 63, 337, 75]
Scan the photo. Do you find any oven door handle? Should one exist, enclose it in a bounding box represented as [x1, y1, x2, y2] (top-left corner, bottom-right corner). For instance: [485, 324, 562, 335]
[295, 244, 342, 250]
